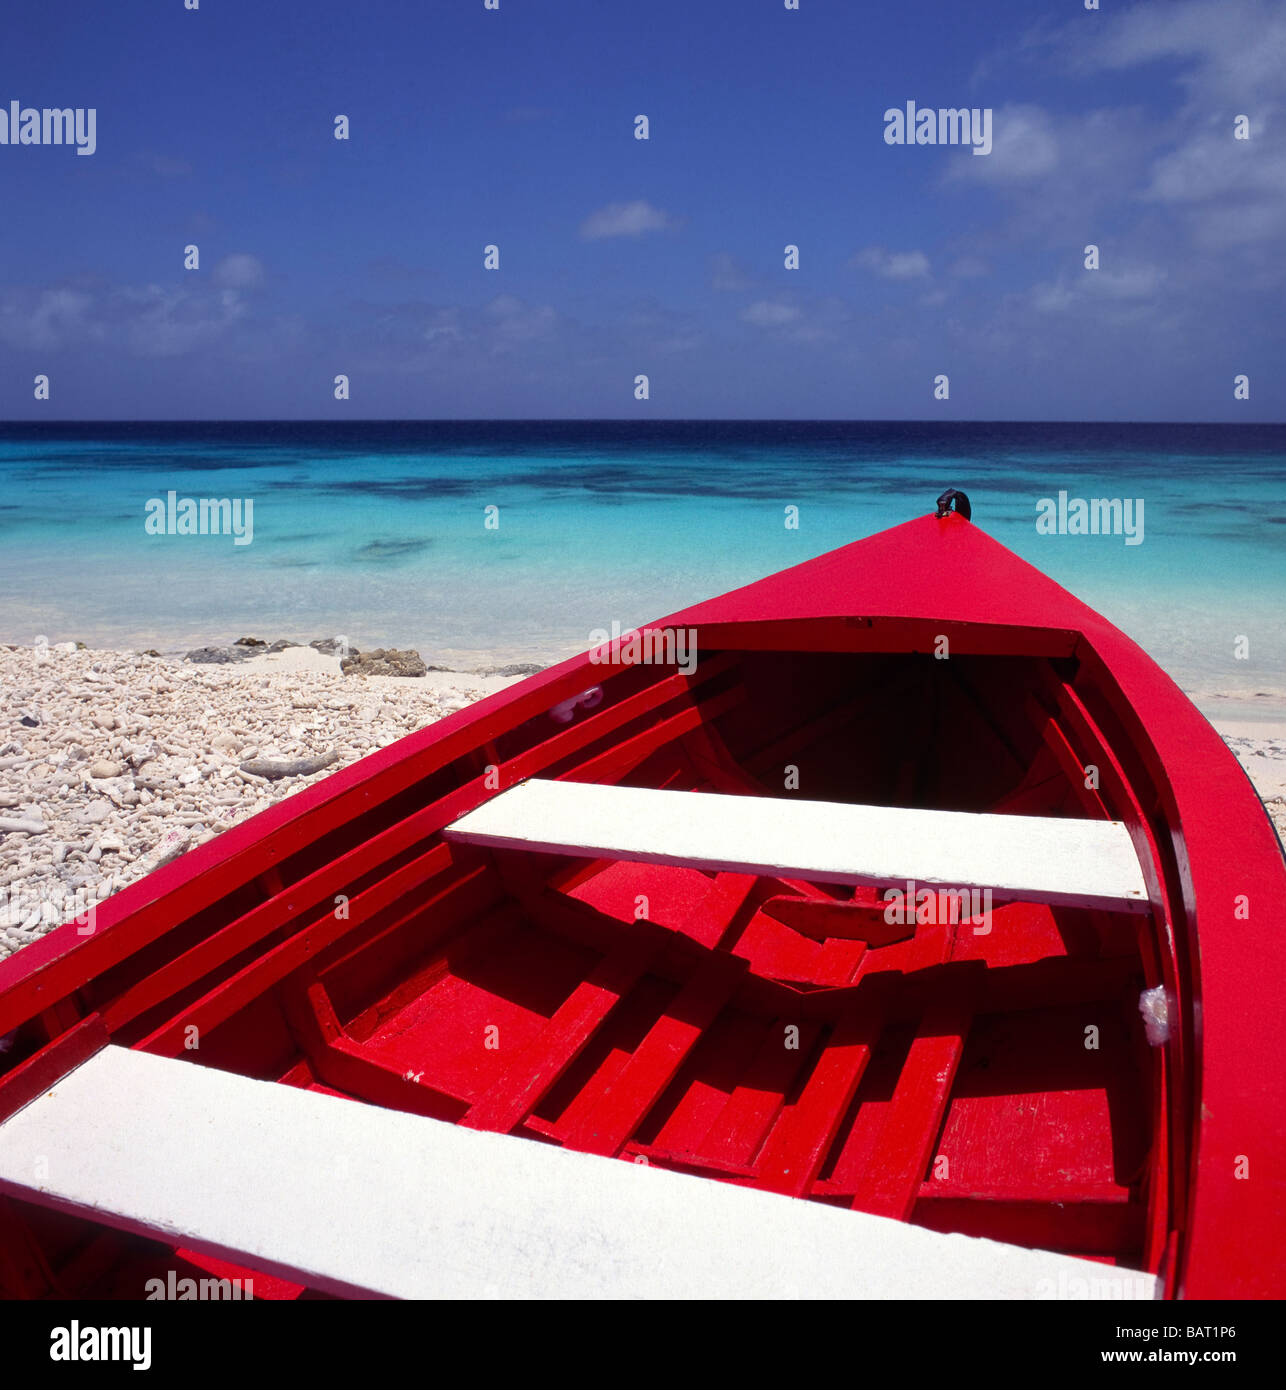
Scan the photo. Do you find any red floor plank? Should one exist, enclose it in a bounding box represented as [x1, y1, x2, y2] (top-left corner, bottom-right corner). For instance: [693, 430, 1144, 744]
[684, 872, 761, 949]
[645, 1009, 769, 1154]
[754, 1009, 884, 1197]
[699, 1016, 824, 1167]
[559, 956, 745, 1156]
[460, 933, 656, 1133]
[849, 1002, 972, 1221]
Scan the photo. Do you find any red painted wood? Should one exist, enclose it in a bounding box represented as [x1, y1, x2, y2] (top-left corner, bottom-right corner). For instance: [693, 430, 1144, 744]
[761, 894, 914, 946]
[665, 510, 1286, 1293]
[279, 976, 470, 1120]
[102, 679, 742, 1041]
[849, 1002, 972, 1221]
[693, 617, 1077, 659]
[0, 1013, 109, 1125]
[171, 1247, 307, 1301]
[910, 1194, 1142, 1258]
[0, 1197, 59, 1297]
[102, 841, 458, 1034]
[558, 682, 744, 788]
[561, 957, 745, 1156]
[680, 873, 761, 951]
[755, 1011, 883, 1196]
[135, 861, 498, 1057]
[701, 1018, 824, 1166]
[461, 934, 656, 1133]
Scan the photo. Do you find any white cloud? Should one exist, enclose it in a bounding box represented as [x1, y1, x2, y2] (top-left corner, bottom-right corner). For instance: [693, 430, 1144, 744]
[949, 256, 990, 279]
[485, 294, 526, 319]
[1070, 0, 1286, 248]
[710, 251, 753, 291]
[852, 247, 931, 280]
[114, 284, 251, 357]
[1079, 0, 1286, 107]
[1095, 265, 1168, 299]
[421, 307, 462, 343]
[1030, 262, 1166, 315]
[741, 300, 801, 327]
[0, 281, 256, 358]
[485, 295, 558, 346]
[946, 104, 1059, 182]
[213, 254, 266, 289]
[0, 287, 97, 351]
[579, 200, 676, 240]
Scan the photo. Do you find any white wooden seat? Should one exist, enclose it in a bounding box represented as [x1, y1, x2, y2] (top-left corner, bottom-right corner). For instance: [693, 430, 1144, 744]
[0, 1044, 1157, 1300]
[445, 779, 1149, 913]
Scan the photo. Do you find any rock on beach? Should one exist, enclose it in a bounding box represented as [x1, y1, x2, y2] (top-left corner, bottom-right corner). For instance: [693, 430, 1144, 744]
[340, 648, 427, 678]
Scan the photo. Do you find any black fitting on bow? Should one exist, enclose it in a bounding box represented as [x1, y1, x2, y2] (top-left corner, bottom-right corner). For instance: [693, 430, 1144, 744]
[935, 488, 972, 521]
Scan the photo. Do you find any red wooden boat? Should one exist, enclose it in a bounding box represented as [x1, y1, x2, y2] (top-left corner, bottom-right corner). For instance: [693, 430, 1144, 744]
[1, 498, 1283, 1300]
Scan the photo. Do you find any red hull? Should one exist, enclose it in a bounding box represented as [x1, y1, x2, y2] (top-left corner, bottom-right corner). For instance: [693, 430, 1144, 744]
[0, 511, 1282, 1299]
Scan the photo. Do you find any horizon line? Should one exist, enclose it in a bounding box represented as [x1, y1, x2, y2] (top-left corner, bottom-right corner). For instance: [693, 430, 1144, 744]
[1, 417, 1284, 428]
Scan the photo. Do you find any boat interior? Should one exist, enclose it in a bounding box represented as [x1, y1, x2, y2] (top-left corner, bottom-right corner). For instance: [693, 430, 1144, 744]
[0, 635, 1183, 1298]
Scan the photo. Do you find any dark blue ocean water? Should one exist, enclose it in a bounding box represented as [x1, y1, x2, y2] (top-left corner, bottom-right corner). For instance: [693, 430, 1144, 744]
[0, 421, 1282, 705]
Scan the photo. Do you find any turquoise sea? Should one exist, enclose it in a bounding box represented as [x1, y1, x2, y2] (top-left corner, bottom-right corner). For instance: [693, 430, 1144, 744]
[0, 422, 1282, 714]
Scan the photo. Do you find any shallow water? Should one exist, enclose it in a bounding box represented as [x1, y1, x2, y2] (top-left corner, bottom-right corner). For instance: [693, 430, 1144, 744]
[0, 421, 1282, 701]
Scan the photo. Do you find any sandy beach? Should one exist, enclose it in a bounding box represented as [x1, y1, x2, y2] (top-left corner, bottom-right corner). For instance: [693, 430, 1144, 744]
[1, 641, 1283, 961]
[0, 642, 526, 958]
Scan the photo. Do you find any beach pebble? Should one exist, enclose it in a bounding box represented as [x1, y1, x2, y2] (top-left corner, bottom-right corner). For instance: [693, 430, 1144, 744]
[239, 751, 338, 781]
[0, 818, 47, 836]
[141, 828, 191, 872]
[88, 760, 124, 779]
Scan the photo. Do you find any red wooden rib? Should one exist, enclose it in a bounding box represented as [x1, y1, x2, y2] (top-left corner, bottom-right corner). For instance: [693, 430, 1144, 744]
[461, 933, 657, 1133]
[849, 1002, 972, 1221]
[755, 1009, 883, 1197]
[700, 1017, 824, 1166]
[560, 956, 745, 1156]
[558, 682, 744, 788]
[135, 861, 499, 1057]
[0, 1013, 109, 1125]
[280, 976, 470, 1118]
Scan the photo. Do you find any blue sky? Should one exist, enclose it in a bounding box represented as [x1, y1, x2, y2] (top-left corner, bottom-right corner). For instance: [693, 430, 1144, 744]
[0, 0, 1282, 420]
